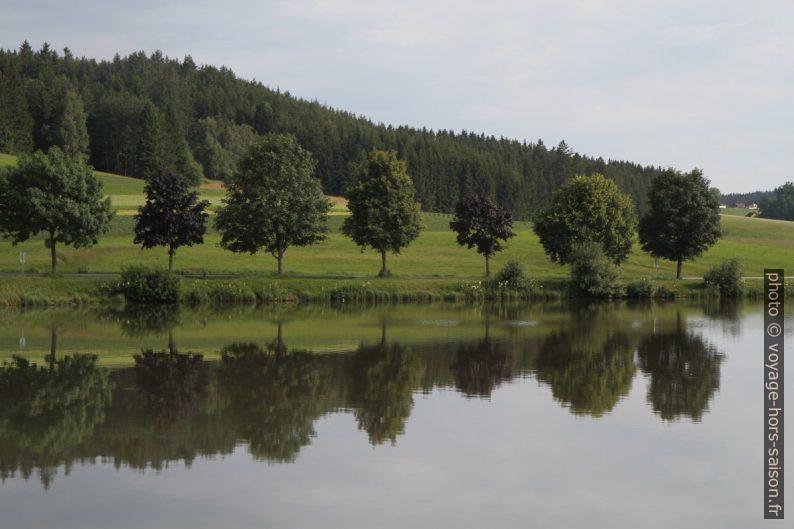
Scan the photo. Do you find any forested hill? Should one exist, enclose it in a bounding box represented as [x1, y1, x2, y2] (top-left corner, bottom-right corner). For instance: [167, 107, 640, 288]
[0, 42, 664, 218]
[719, 190, 771, 206]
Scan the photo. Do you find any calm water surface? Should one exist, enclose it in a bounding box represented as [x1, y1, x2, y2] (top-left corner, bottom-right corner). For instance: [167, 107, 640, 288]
[0, 302, 790, 528]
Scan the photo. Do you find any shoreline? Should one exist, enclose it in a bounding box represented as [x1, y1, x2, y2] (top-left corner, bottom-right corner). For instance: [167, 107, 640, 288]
[0, 273, 783, 308]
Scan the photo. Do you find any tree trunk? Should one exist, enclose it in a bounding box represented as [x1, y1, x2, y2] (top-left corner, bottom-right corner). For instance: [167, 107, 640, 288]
[274, 321, 286, 356]
[485, 255, 491, 277]
[49, 326, 57, 370]
[676, 257, 683, 279]
[277, 249, 284, 277]
[379, 250, 388, 277]
[49, 237, 57, 273]
[168, 246, 175, 272]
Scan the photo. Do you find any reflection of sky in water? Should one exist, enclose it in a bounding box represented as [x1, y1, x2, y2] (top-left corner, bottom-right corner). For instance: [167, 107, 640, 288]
[0, 306, 791, 529]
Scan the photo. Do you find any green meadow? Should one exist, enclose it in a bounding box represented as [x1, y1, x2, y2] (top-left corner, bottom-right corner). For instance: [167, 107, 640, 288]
[0, 152, 791, 302]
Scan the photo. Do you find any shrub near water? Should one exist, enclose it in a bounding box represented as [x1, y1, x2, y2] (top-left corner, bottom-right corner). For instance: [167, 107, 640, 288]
[703, 258, 743, 297]
[494, 259, 526, 288]
[116, 265, 180, 302]
[569, 243, 623, 298]
[625, 278, 654, 299]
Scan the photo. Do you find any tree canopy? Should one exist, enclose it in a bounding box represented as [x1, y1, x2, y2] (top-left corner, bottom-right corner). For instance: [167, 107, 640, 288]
[533, 173, 637, 265]
[214, 133, 330, 276]
[638, 168, 721, 279]
[449, 194, 515, 276]
[342, 150, 423, 276]
[133, 168, 210, 271]
[0, 148, 113, 272]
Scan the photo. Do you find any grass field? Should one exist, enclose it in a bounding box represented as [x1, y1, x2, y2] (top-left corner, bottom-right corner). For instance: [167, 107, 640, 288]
[1, 152, 792, 286]
[721, 207, 757, 217]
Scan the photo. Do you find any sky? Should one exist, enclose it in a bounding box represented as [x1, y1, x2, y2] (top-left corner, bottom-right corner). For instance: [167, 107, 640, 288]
[1, 0, 792, 193]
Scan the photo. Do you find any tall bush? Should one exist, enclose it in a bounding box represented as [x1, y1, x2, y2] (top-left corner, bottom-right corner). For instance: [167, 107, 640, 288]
[117, 265, 180, 302]
[703, 258, 743, 297]
[569, 243, 623, 298]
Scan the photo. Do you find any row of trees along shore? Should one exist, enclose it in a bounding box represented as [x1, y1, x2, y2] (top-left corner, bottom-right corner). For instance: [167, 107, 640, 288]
[0, 133, 721, 280]
[0, 42, 666, 219]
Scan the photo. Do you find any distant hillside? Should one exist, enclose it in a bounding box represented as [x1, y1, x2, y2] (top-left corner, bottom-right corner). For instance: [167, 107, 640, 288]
[0, 42, 666, 218]
[719, 190, 771, 206]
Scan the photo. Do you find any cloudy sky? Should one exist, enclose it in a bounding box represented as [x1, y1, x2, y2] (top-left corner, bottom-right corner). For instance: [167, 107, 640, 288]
[2, 0, 792, 192]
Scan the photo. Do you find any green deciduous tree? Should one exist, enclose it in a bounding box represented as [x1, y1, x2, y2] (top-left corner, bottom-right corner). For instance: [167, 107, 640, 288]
[214, 133, 330, 276]
[0, 148, 113, 272]
[449, 194, 515, 276]
[342, 150, 423, 276]
[133, 168, 210, 271]
[533, 173, 636, 265]
[638, 168, 721, 279]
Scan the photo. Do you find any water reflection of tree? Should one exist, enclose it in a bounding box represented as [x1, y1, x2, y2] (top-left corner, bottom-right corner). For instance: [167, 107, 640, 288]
[700, 299, 742, 337]
[451, 316, 512, 398]
[535, 324, 635, 417]
[133, 349, 206, 425]
[347, 320, 426, 445]
[216, 325, 325, 462]
[0, 354, 113, 488]
[101, 304, 182, 337]
[637, 315, 724, 421]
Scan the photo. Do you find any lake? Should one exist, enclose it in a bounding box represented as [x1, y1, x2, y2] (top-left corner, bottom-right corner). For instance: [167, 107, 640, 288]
[0, 301, 789, 528]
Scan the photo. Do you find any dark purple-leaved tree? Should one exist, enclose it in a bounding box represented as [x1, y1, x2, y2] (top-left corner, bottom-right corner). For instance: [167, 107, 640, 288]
[133, 168, 210, 271]
[449, 194, 515, 276]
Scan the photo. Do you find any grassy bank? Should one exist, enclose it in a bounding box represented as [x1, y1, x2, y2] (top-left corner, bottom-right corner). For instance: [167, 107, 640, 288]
[1, 153, 793, 305]
[0, 272, 785, 308]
